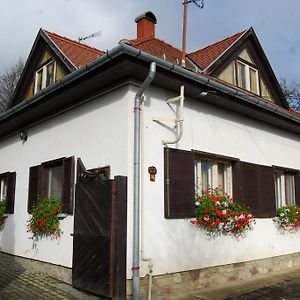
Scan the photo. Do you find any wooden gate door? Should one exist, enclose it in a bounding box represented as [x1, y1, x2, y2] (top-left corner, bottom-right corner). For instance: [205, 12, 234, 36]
[72, 162, 127, 299]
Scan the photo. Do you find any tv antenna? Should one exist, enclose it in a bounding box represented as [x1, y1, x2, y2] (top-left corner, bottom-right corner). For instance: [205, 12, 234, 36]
[181, 0, 204, 67]
[78, 30, 101, 43]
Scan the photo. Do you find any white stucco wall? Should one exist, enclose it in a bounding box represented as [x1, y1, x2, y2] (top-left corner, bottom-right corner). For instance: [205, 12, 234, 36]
[0, 86, 132, 268]
[138, 85, 300, 277]
[1, 82, 300, 279]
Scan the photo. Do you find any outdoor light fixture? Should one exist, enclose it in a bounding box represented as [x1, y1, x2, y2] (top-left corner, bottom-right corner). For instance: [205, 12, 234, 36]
[19, 130, 28, 143]
[200, 90, 218, 97]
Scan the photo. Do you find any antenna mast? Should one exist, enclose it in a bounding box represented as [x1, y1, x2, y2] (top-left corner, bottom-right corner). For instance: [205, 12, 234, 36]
[181, 0, 204, 67]
[78, 30, 101, 43]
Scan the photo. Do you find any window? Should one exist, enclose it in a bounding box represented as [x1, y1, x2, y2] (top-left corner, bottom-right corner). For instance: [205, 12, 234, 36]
[195, 158, 232, 194]
[164, 148, 236, 219]
[0, 172, 16, 214]
[237, 61, 259, 94]
[0, 177, 8, 201]
[34, 60, 56, 94]
[28, 157, 74, 214]
[274, 171, 296, 208]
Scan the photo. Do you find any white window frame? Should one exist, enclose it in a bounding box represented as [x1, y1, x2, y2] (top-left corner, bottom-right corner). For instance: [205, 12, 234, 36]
[34, 60, 56, 94]
[274, 171, 296, 208]
[237, 60, 259, 94]
[195, 158, 232, 195]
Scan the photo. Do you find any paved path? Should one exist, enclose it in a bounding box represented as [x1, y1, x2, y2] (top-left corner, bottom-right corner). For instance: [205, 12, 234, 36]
[0, 253, 102, 300]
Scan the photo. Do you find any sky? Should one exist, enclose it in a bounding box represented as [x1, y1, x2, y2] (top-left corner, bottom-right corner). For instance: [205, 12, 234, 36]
[1, 0, 300, 82]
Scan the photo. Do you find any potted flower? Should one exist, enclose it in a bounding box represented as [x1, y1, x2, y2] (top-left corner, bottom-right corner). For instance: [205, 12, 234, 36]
[27, 197, 62, 243]
[0, 200, 6, 230]
[273, 206, 300, 232]
[192, 187, 255, 237]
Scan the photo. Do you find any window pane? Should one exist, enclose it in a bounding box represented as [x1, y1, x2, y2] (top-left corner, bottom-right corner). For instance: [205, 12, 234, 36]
[0, 178, 7, 201]
[285, 174, 295, 206]
[48, 165, 63, 200]
[237, 62, 246, 89]
[201, 160, 210, 191]
[46, 62, 54, 87]
[217, 163, 225, 189]
[249, 68, 258, 94]
[274, 171, 283, 208]
[36, 70, 43, 92]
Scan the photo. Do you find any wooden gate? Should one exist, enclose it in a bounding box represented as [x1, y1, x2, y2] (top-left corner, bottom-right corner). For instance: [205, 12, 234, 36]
[72, 160, 127, 299]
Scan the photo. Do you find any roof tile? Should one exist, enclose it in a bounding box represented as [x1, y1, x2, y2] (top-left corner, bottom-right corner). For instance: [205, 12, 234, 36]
[45, 30, 104, 68]
[188, 30, 246, 70]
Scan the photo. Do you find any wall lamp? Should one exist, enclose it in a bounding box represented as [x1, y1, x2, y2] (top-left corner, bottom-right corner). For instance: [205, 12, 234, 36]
[19, 130, 28, 143]
[200, 90, 218, 97]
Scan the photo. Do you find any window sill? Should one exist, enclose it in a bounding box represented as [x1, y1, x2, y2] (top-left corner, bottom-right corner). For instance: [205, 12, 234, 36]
[3, 213, 9, 217]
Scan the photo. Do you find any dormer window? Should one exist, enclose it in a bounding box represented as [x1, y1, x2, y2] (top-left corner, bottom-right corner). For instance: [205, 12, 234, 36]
[34, 59, 56, 94]
[237, 61, 259, 94]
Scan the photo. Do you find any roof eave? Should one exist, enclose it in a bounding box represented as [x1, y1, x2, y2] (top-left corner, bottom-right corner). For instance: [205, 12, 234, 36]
[1, 44, 299, 140]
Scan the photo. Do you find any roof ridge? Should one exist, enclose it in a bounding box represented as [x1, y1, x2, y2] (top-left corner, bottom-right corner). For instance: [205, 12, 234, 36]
[44, 30, 103, 54]
[189, 29, 248, 55]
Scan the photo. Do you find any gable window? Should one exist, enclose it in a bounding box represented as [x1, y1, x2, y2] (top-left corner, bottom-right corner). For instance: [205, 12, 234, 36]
[0, 172, 16, 214]
[237, 61, 259, 94]
[34, 60, 56, 94]
[274, 170, 296, 208]
[195, 158, 232, 194]
[28, 156, 74, 214]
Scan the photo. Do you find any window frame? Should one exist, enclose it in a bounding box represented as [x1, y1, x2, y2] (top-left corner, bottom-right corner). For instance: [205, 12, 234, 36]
[27, 156, 74, 214]
[0, 172, 16, 214]
[194, 157, 232, 195]
[236, 60, 259, 95]
[34, 59, 56, 94]
[273, 166, 297, 208]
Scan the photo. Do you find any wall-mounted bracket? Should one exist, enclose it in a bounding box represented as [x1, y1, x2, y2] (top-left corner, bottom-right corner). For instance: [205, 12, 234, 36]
[153, 86, 185, 145]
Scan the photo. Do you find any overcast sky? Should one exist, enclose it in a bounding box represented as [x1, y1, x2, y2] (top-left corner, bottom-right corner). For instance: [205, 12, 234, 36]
[1, 0, 300, 82]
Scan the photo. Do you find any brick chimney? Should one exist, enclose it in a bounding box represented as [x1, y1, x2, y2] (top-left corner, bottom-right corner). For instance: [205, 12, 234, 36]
[135, 11, 157, 40]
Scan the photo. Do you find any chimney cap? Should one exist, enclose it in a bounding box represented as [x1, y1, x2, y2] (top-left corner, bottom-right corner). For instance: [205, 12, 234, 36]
[135, 11, 157, 24]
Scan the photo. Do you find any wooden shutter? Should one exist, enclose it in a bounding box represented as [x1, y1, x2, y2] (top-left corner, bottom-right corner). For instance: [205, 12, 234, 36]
[232, 161, 276, 218]
[62, 156, 75, 214]
[164, 148, 195, 219]
[295, 172, 300, 206]
[28, 166, 39, 213]
[5, 172, 16, 214]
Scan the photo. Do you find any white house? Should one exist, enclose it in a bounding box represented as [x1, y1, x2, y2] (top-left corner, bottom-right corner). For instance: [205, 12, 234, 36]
[0, 11, 300, 300]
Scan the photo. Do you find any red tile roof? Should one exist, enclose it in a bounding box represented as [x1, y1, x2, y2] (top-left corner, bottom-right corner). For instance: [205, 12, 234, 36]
[188, 30, 246, 70]
[45, 30, 104, 68]
[130, 37, 196, 71]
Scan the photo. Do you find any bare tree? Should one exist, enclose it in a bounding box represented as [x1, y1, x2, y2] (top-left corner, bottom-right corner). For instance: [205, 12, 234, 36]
[0, 59, 24, 112]
[279, 77, 300, 111]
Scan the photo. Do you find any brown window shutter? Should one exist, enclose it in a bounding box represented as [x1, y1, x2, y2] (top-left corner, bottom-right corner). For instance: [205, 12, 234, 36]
[295, 172, 300, 206]
[28, 166, 40, 213]
[5, 172, 16, 214]
[62, 156, 75, 214]
[233, 161, 275, 218]
[164, 148, 195, 219]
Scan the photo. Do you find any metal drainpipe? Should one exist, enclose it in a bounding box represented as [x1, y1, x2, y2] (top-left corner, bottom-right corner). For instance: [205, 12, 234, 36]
[133, 62, 156, 300]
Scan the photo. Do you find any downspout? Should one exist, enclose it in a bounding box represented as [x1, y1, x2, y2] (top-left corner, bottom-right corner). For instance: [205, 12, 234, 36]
[141, 99, 153, 300]
[133, 62, 156, 300]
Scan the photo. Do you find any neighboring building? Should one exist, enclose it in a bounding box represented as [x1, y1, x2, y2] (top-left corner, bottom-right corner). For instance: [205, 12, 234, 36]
[1, 11, 300, 299]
